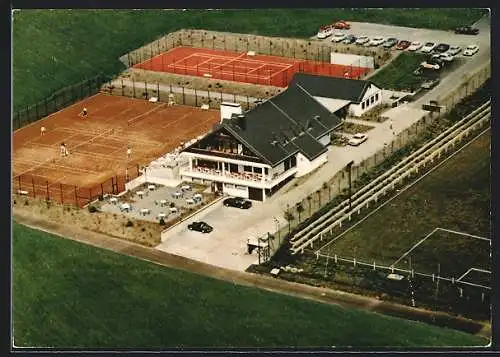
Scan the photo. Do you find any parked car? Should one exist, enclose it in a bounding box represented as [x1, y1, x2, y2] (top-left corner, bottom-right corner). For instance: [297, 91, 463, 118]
[223, 197, 252, 209]
[463, 44, 479, 56]
[382, 37, 398, 48]
[395, 40, 411, 50]
[342, 34, 357, 44]
[333, 20, 351, 29]
[420, 42, 436, 53]
[355, 35, 370, 45]
[317, 25, 333, 39]
[187, 221, 213, 233]
[331, 31, 347, 43]
[454, 25, 479, 35]
[407, 41, 423, 51]
[434, 43, 450, 53]
[368, 36, 385, 46]
[421, 58, 444, 70]
[447, 45, 462, 56]
[421, 77, 440, 89]
[431, 52, 455, 62]
[348, 133, 368, 146]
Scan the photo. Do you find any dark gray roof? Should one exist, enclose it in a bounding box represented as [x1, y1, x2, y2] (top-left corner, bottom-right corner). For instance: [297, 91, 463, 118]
[290, 73, 375, 103]
[220, 101, 328, 166]
[269, 84, 342, 139]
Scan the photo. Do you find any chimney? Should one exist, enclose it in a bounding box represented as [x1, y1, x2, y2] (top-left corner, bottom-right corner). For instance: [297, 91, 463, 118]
[220, 102, 242, 123]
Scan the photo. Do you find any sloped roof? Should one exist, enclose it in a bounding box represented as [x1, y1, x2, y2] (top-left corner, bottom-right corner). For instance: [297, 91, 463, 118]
[290, 73, 375, 103]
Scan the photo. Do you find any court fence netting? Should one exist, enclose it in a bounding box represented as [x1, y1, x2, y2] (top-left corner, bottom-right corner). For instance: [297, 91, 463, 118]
[12, 164, 141, 208]
[13, 73, 109, 130]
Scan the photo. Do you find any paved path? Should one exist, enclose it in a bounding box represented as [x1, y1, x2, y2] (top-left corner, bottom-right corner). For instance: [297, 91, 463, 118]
[13, 211, 491, 339]
[110, 78, 261, 105]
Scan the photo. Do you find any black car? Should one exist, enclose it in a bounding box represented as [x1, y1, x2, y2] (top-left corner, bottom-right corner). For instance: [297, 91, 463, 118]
[342, 34, 357, 44]
[223, 197, 252, 209]
[454, 26, 479, 35]
[187, 221, 213, 233]
[382, 37, 398, 48]
[433, 43, 450, 53]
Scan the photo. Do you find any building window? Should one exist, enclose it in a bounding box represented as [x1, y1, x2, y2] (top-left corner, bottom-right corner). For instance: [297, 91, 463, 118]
[244, 165, 252, 172]
[371, 96, 375, 104]
[361, 102, 365, 110]
[290, 155, 297, 167]
[236, 185, 246, 190]
[263, 168, 268, 175]
[254, 167, 263, 174]
[375, 93, 379, 101]
[225, 183, 234, 188]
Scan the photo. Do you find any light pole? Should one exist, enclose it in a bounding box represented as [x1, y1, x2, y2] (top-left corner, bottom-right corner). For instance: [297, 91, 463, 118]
[347, 160, 354, 211]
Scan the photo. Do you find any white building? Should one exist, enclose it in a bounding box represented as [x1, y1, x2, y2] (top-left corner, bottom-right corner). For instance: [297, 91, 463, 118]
[290, 73, 383, 117]
[179, 84, 343, 201]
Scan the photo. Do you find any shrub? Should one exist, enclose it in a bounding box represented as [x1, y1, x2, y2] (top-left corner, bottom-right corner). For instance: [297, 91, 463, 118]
[159, 218, 166, 225]
[23, 199, 29, 206]
[170, 202, 176, 208]
[88, 205, 99, 213]
[141, 227, 146, 232]
[98, 194, 104, 201]
[125, 220, 134, 227]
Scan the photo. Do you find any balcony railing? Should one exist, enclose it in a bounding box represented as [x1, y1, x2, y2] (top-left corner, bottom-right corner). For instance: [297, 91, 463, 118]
[180, 166, 297, 187]
[184, 148, 263, 163]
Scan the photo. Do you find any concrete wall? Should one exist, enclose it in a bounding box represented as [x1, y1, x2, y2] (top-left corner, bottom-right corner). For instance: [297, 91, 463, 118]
[296, 151, 328, 177]
[330, 53, 375, 69]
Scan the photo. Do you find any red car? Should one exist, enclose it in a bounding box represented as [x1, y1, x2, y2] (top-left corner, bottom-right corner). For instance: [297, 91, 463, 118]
[333, 20, 351, 29]
[395, 40, 411, 50]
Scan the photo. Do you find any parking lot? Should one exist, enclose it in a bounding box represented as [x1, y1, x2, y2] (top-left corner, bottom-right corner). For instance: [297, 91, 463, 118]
[156, 200, 287, 271]
[314, 19, 490, 52]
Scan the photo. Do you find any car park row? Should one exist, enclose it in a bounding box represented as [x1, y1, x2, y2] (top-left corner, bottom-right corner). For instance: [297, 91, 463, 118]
[317, 25, 480, 60]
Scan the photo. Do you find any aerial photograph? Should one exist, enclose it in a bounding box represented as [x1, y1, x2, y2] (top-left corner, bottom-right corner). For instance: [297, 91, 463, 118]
[12, 8, 491, 350]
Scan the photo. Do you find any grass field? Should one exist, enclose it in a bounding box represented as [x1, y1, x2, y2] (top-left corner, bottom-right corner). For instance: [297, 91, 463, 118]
[13, 9, 487, 110]
[12, 222, 487, 348]
[318, 129, 491, 278]
[369, 52, 428, 91]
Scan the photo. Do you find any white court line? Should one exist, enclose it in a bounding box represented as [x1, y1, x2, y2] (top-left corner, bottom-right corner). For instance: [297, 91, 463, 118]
[162, 64, 271, 80]
[390, 228, 439, 268]
[316, 127, 491, 254]
[127, 103, 167, 126]
[180, 52, 292, 67]
[210, 53, 247, 72]
[246, 64, 267, 75]
[436, 227, 490, 241]
[457, 267, 491, 283]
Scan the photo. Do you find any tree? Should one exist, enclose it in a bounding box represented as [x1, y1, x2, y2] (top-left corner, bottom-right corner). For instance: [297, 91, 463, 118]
[296, 203, 304, 223]
[306, 195, 313, 217]
[323, 182, 331, 200]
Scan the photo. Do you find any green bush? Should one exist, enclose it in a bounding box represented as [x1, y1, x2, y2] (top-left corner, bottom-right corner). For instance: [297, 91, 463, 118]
[87, 205, 98, 213]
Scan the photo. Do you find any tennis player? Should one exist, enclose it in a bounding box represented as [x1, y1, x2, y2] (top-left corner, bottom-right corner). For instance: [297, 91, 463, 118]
[60, 143, 68, 157]
[127, 146, 132, 160]
[80, 107, 88, 117]
[40, 126, 46, 136]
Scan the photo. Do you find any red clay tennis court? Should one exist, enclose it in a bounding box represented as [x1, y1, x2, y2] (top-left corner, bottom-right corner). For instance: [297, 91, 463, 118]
[134, 46, 371, 87]
[12, 93, 219, 206]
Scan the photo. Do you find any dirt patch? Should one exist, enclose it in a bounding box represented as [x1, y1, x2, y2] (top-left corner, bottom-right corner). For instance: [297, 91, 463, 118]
[13, 195, 163, 247]
[352, 103, 392, 123]
[337, 121, 375, 134]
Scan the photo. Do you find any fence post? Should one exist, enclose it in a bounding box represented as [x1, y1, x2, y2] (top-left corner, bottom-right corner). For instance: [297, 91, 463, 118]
[74, 186, 78, 206]
[157, 83, 160, 101]
[132, 78, 136, 98]
[46, 181, 50, 200]
[32, 177, 35, 198]
[60, 183, 63, 203]
[144, 81, 148, 99]
[182, 86, 185, 104]
[121, 79, 124, 96]
[35, 103, 39, 121]
[18, 175, 21, 192]
[195, 88, 198, 107]
[101, 183, 104, 196]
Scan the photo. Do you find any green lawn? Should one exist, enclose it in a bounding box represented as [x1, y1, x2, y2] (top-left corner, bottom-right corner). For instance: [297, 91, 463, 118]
[320, 130, 491, 275]
[12, 222, 487, 348]
[13, 8, 487, 110]
[370, 52, 428, 90]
